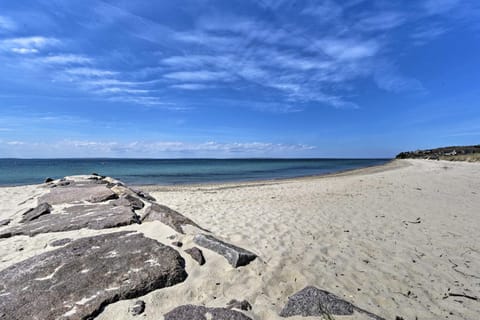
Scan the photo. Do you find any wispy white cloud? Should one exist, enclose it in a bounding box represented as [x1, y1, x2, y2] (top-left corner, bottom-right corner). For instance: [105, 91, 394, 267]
[64, 67, 118, 77]
[105, 96, 186, 110]
[374, 64, 425, 93]
[0, 36, 59, 54]
[6, 141, 25, 146]
[164, 70, 234, 82]
[95, 87, 151, 95]
[11, 48, 39, 54]
[301, 1, 343, 20]
[1, 139, 316, 157]
[169, 83, 213, 90]
[410, 25, 448, 45]
[314, 38, 380, 61]
[0, 15, 17, 32]
[355, 12, 406, 31]
[37, 54, 92, 65]
[160, 15, 384, 108]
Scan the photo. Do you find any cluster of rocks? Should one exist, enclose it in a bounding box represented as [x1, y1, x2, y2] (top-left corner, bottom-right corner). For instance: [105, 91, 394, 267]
[157, 286, 386, 320]
[0, 175, 258, 319]
[0, 174, 386, 319]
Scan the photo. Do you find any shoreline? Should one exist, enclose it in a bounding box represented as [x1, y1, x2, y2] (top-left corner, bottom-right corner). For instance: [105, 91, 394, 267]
[139, 159, 405, 191]
[0, 158, 393, 189]
[1, 159, 479, 319]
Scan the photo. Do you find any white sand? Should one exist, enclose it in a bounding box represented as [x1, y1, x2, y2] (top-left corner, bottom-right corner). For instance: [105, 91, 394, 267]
[0, 159, 479, 319]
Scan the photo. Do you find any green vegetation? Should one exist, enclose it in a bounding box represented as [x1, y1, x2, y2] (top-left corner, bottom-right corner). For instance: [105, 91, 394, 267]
[396, 145, 480, 162]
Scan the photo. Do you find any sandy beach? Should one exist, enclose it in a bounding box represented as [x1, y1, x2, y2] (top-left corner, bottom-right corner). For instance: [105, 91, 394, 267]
[1, 159, 479, 319]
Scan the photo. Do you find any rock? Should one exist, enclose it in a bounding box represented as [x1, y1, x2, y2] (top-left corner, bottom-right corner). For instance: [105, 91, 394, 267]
[0, 204, 140, 238]
[0, 219, 11, 226]
[44, 177, 54, 183]
[0, 231, 187, 320]
[123, 194, 144, 210]
[184, 247, 205, 266]
[132, 188, 156, 202]
[49, 179, 72, 188]
[143, 203, 206, 234]
[39, 184, 118, 205]
[194, 234, 256, 268]
[279, 286, 384, 320]
[50, 238, 72, 247]
[226, 299, 252, 311]
[89, 189, 119, 203]
[130, 300, 146, 316]
[164, 305, 252, 320]
[172, 241, 183, 247]
[20, 202, 52, 223]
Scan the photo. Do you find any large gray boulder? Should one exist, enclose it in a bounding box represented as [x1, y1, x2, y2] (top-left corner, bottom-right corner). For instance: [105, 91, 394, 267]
[194, 234, 257, 268]
[0, 231, 187, 320]
[0, 203, 139, 238]
[164, 305, 252, 320]
[279, 286, 384, 320]
[143, 203, 206, 234]
[20, 202, 52, 223]
[39, 184, 117, 205]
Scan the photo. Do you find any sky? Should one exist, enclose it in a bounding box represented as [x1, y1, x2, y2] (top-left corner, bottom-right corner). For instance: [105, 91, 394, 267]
[0, 0, 479, 158]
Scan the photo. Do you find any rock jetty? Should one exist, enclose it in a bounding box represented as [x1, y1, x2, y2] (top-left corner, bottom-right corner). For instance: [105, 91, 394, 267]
[0, 175, 258, 319]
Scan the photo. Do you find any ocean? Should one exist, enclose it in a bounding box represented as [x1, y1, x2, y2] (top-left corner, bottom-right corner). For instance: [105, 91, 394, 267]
[0, 158, 390, 186]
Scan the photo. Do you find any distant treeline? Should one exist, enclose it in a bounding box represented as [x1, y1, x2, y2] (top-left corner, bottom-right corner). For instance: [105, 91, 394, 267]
[396, 145, 480, 162]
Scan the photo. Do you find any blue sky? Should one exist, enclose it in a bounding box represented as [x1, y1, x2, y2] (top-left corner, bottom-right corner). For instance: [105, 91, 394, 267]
[0, 0, 479, 158]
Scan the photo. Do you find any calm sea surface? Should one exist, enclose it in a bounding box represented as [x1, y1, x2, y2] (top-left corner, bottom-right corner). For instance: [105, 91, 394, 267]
[0, 158, 390, 186]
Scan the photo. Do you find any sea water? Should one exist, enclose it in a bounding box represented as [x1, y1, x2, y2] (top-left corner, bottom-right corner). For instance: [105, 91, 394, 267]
[0, 158, 390, 186]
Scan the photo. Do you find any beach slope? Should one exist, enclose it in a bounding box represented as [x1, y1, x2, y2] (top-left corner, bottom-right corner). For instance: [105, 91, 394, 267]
[0, 159, 479, 319]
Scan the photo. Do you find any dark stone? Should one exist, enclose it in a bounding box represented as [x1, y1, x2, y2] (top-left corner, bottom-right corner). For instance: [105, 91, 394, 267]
[49, 180, 72, 188]
[279, 287, 384, 320]
[194, 234, 256, 268]
[172, 241, 183, 247]
[124, 194, 144, 210]
[44, 177, 54, 183]
[226, 299, 252, 311]
[130, 300, 146, 316]
[0, 219, 11, 226]
[20, 202, 52, 223]
[0, 204, 140, 238]
[107, 182, 123, 188]
[164, 305, 252, 320]
[143, 203, 206, 234]
[39, 184, 118, 205]
[89, 189, 119, 203]
[50, 238, 72, 247]
[0, 231, 187, 320]
[132, 188, 156, 202]
[184, 247, 205, 266]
